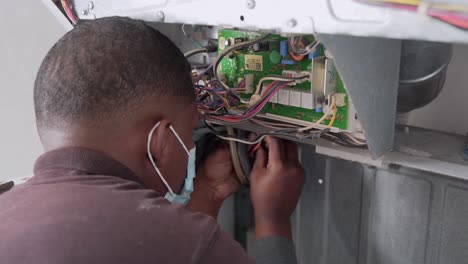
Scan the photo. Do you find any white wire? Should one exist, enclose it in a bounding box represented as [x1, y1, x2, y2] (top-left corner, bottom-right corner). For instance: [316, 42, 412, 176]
[182, 24, 188, 37]
[184, 48, 208, 58]
[215, 134, 268, 145]
[255, 76, 304, 95]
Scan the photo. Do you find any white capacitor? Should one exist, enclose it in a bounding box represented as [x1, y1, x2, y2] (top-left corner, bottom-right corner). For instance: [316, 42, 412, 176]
[245, 74, 255, 93]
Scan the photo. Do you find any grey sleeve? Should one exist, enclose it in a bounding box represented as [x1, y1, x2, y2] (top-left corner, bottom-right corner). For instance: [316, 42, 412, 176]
[199, 228, 297, 264]
[198, 228, 255, 264]
[251, 237, 298, 264]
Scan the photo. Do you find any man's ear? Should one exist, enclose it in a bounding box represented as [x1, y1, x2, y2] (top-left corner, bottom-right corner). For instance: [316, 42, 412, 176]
[150, 119, 172, 165]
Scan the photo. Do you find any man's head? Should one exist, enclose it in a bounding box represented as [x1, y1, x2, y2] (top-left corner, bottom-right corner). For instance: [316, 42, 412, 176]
[34, 17, 198, 194]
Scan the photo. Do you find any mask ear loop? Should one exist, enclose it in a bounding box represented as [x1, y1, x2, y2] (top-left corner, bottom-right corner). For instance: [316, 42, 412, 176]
[147, 122, 175, 195]
[169, 126, 191, 156]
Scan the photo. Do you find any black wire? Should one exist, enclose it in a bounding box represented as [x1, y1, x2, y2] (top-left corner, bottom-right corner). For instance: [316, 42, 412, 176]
[185, 48, 208, 58]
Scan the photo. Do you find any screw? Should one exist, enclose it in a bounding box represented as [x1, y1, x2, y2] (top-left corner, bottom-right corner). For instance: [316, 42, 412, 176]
[246, 0, 256, 9]
[318, 179, 323, 184]
[287, 19, 297, 28]
[156, 11, 165, 22]
[81, 9, 89, 16]
[88, 1, 94, 10]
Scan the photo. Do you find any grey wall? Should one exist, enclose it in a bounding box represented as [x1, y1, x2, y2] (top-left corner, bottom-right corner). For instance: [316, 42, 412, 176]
[290, 145, 468, 264]
[0, 1, 65, 181]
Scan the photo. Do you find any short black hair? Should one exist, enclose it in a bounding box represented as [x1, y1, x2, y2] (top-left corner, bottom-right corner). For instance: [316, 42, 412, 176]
[34, 17, 194, 129]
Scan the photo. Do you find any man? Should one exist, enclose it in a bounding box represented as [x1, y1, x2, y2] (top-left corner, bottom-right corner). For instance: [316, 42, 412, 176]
[0, 17, 304, 263]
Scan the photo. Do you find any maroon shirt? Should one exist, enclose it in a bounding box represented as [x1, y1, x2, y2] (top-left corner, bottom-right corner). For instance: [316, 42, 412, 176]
[0, 148, 255, 264]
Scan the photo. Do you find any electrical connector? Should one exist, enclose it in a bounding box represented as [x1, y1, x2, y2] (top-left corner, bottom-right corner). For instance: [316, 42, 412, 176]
[335, 93, 347, 107]
[248, 94, 262, 107]
[282, 70, 310, 86]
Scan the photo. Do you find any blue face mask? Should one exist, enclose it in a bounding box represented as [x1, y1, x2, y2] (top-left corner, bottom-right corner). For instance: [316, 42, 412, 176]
[147, 122, 196, 206]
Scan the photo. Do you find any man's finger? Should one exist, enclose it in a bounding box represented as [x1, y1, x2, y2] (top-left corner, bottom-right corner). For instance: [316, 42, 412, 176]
[247, 133, 257, 152]
[264, 136, 284, 163]
[285, 141, 299, 163]
[252, 145, 267, 171]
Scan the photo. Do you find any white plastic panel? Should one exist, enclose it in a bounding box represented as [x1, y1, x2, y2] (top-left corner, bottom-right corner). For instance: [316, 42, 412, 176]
[71, 0, 468, 43]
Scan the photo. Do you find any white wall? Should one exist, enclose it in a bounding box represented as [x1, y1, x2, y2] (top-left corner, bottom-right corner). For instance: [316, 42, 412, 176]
[408, 44, 468, 135]
[0, 1, 65, 181]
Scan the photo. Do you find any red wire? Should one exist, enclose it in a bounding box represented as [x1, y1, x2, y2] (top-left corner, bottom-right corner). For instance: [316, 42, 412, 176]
[376, 2, 468, 29]
[62, 0, 78, 24]
[434, 14, 468, 28]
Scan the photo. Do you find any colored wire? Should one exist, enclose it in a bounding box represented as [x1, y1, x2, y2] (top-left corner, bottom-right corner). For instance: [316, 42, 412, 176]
[288, 36, 320, 55]
[289, 51, 306, 62]
[327, 99, 338, 129]
[60, 0, 78, 25]
[208, 81, 289, 123]
[358, 0, 468, 29]
[360, 0, 468, 12]
[254, 75, 309, 95]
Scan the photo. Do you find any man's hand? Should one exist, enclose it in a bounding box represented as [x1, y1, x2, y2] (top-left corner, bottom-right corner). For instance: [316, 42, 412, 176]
[250, 136, 305, 240]
[187, 142, 240, 218]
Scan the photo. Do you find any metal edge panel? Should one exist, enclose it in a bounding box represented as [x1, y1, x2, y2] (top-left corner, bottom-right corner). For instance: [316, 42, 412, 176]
[71, 0, 468, 44]
[316, 33, 401, 158]
[41, 0, 74, 31]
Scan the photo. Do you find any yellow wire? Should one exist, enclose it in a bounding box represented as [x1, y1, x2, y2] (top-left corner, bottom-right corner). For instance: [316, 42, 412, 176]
[367, 0, 468, 12]
[60, 0, 68, 14]
[327, 101, 338, 128]
[298, 95, 336, 132]
[369, 0, 420, 6]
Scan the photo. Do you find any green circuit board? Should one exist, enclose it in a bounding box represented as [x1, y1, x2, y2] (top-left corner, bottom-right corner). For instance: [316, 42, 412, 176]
[218, 29, 349, 130]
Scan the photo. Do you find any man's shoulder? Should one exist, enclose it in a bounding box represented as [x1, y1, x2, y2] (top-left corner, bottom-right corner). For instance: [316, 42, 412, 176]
[0, 177, 222, 263]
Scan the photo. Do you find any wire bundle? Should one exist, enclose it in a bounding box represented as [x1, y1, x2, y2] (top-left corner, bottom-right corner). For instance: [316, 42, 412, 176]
[357, 0, 468, 29]
[195, 80, 242, 115]
[60, 0, 78, 25]
[205, 81, 291, 123]
[288, 36, 320, 56]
